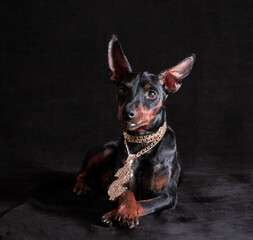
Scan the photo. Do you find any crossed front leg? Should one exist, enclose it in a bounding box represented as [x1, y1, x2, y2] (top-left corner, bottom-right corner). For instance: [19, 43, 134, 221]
[101, 188, 178, 229]
[102, 164, 180, 229]
[101, 190, 144, 229]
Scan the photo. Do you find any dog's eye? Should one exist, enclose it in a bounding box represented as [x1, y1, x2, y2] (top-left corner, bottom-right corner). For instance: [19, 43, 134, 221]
[146, 90, 157, 99]
[118, 85, 129, 95]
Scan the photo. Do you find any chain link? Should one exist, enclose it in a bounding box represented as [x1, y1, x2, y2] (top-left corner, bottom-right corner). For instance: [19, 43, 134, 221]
[123, 122, 167, 161]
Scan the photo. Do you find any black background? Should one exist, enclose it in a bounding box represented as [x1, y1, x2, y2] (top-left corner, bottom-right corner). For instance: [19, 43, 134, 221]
[0, 0, 252, 239]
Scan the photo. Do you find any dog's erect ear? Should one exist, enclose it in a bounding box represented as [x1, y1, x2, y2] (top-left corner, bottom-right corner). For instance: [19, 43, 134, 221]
[158, 54, 196, 93]
[108, 35, 132, 83]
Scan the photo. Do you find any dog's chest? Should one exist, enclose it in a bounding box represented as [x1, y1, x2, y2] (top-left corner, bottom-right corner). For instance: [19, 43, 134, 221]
[127, 156, 170, 199]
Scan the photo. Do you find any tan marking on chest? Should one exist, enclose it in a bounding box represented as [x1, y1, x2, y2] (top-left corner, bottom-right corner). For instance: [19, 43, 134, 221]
[153, 177, 167, 192]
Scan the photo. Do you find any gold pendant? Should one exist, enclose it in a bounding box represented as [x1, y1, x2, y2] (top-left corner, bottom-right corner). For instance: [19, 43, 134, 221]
[108, 154, 135, 201]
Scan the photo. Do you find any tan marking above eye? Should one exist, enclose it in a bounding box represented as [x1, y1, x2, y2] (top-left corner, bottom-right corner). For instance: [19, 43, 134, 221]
[144, 84, 151, 90]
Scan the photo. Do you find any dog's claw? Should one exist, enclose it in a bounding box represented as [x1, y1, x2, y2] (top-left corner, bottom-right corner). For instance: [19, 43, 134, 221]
[134, 217, 139, 225]
[124, 217, 129, 227]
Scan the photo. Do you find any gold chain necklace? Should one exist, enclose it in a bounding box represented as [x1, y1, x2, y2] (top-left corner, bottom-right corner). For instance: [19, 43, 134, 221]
[108, 122, 167, 201]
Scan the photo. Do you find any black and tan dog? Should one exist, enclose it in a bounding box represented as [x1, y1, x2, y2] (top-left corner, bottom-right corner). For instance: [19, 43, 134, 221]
[73, 35, 195, 229]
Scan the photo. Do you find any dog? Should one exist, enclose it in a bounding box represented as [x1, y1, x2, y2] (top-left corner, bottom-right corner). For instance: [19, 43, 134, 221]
[73, 35, 195, 229]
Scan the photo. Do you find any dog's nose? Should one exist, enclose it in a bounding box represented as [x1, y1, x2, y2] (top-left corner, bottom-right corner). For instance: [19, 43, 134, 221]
[123, 109, 137, 120]
[128, 111, 136, 119]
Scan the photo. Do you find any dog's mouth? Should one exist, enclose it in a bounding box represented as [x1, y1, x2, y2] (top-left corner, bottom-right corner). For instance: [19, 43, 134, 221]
[120, 120, 148, 131]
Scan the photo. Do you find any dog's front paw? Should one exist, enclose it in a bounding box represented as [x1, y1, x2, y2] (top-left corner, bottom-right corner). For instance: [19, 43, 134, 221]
[101, 205, 139, 229]
[73, 181, 91, 195]
[101, 209, 116, 228]
[73, 173, 91, 195]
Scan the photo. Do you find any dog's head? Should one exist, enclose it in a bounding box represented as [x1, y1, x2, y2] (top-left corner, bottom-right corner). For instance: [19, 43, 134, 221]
[108, 35, 195, 133]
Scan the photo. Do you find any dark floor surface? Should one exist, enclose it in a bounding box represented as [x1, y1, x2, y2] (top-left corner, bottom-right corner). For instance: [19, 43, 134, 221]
[0, 164, 252, 240]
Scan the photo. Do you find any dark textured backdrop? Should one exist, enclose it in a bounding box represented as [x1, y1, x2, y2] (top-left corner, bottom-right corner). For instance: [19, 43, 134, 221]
[0, 0, 252, 239]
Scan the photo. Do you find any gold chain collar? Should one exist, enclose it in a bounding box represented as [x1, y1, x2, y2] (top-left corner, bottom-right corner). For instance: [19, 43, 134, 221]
[123, 121, 167, 159]
[107, 122, 167, 201]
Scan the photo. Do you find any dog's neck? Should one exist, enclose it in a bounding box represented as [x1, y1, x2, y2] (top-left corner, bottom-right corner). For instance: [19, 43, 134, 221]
[124, 107, 167, 136]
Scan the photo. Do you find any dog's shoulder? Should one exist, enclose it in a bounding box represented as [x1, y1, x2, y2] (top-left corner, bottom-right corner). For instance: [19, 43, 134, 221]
[160, 124, 177, 150]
